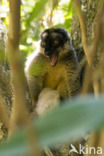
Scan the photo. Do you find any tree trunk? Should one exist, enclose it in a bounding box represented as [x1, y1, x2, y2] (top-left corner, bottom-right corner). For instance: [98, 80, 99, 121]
[71, 0, 98, 60]
[71, 1, 104, 156]
[0, 19, 11, 141]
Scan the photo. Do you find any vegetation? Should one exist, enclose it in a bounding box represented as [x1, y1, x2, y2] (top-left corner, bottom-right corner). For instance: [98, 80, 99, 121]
[0, 0, 104, 156]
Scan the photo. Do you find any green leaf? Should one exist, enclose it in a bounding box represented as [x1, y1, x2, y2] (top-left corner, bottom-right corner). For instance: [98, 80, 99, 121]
[36, 95, 104, 146]
[21, 0, 48, 48]
[24, 0, 48, 32]
[1, 95, 104, 156]
[100, 0, 104, 5]
[52, 0, 60, 9]
[64, 0, 72, 32]
[0, 130, 28, 156]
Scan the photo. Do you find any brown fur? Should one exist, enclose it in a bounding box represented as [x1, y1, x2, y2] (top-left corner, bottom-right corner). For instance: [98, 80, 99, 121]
[25, 29, 80, 107]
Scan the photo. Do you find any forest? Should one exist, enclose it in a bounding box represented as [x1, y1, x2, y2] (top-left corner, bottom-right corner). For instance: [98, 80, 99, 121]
[0, 0, 104, 156]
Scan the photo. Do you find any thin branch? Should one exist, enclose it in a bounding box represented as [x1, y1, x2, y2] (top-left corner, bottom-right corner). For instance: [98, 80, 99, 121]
[6, 1, 41, 156]
[44, 147, 54, 156]
[90, 6, 104, 96]
[85, 133, 100, 156]
[27, 124, 42, 156]
[73, 0, 90, 64]
[6, 0, 29, 135]
[88, 5, 103, 65]
[93, 80, 101, 97]
[81, 64, 93, 94]
[73, 0, 103, 67]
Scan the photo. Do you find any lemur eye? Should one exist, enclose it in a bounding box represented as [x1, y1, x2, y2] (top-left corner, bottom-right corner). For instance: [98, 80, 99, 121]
[54, 40, 59, 45]
[41, 41, 46, 47]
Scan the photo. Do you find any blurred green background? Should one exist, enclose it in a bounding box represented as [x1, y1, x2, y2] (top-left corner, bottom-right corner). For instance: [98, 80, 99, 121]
[0, 0, 72, 63]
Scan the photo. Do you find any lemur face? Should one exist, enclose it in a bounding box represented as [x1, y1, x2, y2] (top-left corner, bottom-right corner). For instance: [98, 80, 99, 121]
[40, 28, 71, 66]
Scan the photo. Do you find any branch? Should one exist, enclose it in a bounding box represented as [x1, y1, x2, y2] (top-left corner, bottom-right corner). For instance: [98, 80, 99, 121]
[73, 0, 104, 97]
[73, 0, 104, 66]
[6, 0, 29, 135]
[89, 5, 103, 65]
[73, 0, 90, 64]
[6, 1, 41, 156]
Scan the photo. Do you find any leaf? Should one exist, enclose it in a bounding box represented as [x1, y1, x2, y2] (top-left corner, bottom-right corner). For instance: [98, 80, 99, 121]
[52, 0, 60, 9]
[24, 0, 48, 32]
[62, 0, 72, 32]
[36, 95, 104, 146]
[0, 95, 104, 156]
[0, 131, 28, 156]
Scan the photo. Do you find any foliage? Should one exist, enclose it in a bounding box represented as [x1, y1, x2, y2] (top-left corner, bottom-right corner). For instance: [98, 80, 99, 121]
[1, 0, 104, 156]
[0, 95, 104, 156]
[0, 0, 72, 63]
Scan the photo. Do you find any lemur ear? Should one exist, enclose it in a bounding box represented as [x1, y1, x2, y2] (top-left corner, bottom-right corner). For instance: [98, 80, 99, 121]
[53, 28, 71, 42]
[40, 30, 49, 39]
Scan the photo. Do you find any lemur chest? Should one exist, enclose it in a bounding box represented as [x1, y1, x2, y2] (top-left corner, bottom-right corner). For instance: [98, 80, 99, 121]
[43, 64, 66, 89]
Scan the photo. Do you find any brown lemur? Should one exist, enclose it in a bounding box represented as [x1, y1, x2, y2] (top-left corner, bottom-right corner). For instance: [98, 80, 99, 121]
[25, 28, 80, 108]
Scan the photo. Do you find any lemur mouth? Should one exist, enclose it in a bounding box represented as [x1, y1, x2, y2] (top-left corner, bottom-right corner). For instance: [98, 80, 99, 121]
[50, 52, 58, 66]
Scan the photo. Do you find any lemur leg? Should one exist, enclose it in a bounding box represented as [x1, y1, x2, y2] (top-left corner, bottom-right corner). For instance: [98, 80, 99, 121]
[28, 76, 43, 108]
